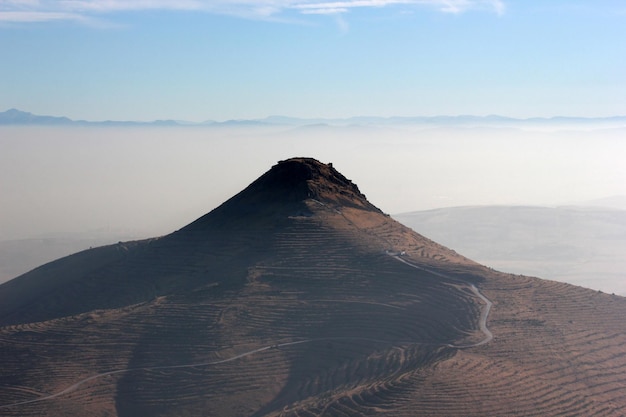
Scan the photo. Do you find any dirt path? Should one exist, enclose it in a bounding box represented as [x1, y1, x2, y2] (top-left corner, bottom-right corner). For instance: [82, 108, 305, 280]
[390, 254, 494, 348]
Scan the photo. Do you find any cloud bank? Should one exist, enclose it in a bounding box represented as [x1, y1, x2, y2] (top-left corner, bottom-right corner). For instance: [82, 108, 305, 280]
[0, 0, 505, 23]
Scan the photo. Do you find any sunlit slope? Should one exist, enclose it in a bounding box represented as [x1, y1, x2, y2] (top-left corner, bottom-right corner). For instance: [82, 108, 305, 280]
[2, 158, 626, 416]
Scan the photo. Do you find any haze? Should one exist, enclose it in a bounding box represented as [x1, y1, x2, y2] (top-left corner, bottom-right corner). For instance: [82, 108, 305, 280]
[2, 123, 625, 241]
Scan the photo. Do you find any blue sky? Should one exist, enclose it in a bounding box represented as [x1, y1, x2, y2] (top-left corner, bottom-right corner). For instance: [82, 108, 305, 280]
[1, 0, 624, 121]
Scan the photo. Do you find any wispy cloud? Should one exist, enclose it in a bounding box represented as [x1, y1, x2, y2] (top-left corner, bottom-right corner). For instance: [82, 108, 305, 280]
[293, 0, 504, 15]
[0, 11, 84, 22]
[0, 0, 505, 23]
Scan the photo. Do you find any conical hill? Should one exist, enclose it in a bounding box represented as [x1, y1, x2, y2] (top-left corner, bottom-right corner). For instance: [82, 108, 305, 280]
[182, 157, 381, 230]
[2, 158, 626, 417]
[0, 158, 474, 326]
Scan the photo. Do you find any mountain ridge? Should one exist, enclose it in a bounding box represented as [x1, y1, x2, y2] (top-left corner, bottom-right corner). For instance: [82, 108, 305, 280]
[3, 108, 626, 127]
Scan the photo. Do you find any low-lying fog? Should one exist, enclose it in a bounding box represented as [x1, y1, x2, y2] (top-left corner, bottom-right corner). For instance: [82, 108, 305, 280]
[2, 123, 625, 291]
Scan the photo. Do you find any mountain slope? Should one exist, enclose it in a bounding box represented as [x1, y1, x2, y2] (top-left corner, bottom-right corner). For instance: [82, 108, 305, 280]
[1, 158, 626, 416]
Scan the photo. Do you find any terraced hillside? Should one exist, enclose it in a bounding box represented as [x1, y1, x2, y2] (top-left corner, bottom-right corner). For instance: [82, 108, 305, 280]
[1, 158, 626, 416]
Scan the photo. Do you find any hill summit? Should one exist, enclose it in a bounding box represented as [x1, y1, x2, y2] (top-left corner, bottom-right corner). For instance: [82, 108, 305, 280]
[2, 158, 626, 417]
[184, 157, 381, 231]
[230, 157, 376, 210]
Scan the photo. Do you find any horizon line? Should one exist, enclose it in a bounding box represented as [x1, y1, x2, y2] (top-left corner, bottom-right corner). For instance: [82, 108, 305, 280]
[2, 108, 626, 126]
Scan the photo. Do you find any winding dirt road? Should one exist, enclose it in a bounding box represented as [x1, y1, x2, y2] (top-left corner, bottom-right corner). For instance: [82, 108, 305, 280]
[390, 254, 493, 347]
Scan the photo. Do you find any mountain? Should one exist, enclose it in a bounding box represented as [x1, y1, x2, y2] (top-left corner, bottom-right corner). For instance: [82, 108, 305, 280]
[0, 108, 182, 126]
[0, 108, 74, 125]
[3, 108, 626, 127]
[2, 158, 626, 416]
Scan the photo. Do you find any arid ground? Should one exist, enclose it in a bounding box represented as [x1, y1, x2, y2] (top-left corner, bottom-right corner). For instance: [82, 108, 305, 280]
[1, 158, 626, 416]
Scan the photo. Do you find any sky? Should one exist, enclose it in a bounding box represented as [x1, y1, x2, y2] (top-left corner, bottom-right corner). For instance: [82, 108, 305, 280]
[1, 0, 625, 121]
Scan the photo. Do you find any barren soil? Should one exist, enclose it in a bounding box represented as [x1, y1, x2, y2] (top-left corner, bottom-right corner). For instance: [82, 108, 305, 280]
[2, 158, 626, 416]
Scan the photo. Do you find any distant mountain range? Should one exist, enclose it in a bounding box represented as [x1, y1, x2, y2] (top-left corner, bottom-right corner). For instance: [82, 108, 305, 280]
[0, 108, 183, 126]
[2, 108, 626, 127]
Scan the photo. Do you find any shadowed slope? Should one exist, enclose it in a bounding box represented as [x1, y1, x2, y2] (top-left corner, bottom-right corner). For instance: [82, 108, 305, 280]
[183, 157, 382, 231]
[0, 158, 468, 327]
[2, 158, 626, 416]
